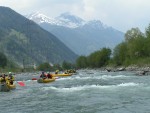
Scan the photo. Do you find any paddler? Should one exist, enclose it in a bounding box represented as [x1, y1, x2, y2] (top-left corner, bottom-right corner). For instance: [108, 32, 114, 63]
[8, 72, 14, 85]
[40, 71, 47, 79]
[47, 72, 53, 79]
[55, 70, 59, 74]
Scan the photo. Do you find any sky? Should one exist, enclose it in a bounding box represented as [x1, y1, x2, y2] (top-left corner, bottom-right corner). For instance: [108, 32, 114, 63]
[0, 0, 150, 32]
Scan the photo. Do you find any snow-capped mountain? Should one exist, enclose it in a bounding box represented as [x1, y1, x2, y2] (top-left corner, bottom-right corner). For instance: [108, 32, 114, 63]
[55, 12, 86, 28]
[26, 12, 63, 26]
[27, 12, 124, 55]
[82, 20, 109, 30]
[27, 12, 110, 29]
[27, 12, 86, 28]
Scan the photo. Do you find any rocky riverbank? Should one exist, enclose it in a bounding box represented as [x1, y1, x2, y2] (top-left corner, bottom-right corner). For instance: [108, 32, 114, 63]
[105, 65, 150, 75]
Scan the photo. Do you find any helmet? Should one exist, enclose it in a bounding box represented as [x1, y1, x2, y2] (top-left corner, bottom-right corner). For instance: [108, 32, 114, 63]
[56, 70, 59, 72]
[9, 72, 12, 74]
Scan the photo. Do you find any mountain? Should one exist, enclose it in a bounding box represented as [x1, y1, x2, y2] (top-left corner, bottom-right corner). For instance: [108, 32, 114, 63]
[27, 12, 124, 55]
[27, 12, 85, 28]
[0, 7, 78, 66]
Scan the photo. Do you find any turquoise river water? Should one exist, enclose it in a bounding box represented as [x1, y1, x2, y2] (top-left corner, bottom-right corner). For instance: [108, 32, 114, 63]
[0, 69, 150, 113]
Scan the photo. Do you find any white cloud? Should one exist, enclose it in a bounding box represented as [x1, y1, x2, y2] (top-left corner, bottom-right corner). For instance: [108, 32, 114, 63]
[78, 0, 150, 32]
[0, 0, 150, 32]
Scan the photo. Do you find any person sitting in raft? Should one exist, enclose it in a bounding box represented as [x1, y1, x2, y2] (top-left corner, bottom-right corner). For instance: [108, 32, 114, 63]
[55, 70, 59, 74]
[0, 74, 6, 83]
[0, 74, 10, 85]
[64, 70, 69, 74]
[8, 72, 14, 85]
[47, 72, 53, 79]
[40, 71, 47, 79]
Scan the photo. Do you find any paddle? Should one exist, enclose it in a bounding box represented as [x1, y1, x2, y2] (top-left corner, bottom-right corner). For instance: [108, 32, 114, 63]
[17, 81, 25, 86]
[32, 78, 37, 80]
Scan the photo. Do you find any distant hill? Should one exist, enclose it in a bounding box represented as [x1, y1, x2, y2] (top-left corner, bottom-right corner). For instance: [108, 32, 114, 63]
[0, 7, 78, 67]
[27, 12, 124, 55]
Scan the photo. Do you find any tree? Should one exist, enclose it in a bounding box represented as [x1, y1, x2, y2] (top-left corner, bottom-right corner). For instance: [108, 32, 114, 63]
[52, 64, 62, 71]
[144, 24, 150, 56]
[125, 28, 144, 42]
[37, 62, 51, 71]
[124, 28, 146, 59]
[62, 61, 74, 70]
[113, 42, 127, 65]
[145, 24, 150, 38]
[76, 48, 111, 68]
[76, 56, 87, 68]
[0, 52, 7, 68]
[94, 48, 111, 67]
[112, 26, 150, 66]
[87, 48, 111, 67]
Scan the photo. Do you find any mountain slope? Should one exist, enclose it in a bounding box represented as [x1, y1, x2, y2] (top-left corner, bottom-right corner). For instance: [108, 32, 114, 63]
[0, 7, 78, 66]
[28, 12, 124, 55]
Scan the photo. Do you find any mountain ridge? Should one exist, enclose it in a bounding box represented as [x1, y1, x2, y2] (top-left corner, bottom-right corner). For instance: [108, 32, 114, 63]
[27, 12, 124, 55]
[0, 7, 78, 66]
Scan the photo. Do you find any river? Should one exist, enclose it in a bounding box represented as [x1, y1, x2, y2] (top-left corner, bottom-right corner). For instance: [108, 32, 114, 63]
[0, 69, 150, 113]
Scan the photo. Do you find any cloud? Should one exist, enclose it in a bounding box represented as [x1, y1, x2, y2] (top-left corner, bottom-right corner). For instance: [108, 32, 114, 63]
[0, 0, 150, 32]
[79, 0, 150, 32]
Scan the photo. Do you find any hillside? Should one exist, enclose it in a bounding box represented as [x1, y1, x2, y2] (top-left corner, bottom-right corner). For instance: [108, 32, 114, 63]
[27, 12, 124, 55]
[0, 7, 78, 66]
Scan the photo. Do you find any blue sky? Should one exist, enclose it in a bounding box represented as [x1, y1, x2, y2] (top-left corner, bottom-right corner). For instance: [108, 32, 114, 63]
[0, 0, 150, 32]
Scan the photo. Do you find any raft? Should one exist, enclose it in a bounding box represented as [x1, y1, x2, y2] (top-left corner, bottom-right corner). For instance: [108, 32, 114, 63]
[0, 83, 10, 92]
[52, 73, 72, 77]
[7, 83, 16, 90]
[0, 83, 16, 92]
[37, 78, 55, 83]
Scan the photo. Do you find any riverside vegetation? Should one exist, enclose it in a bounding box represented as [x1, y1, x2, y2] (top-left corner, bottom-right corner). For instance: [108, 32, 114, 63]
[76, 24, 150, 69]
[1, 24, 150, 72]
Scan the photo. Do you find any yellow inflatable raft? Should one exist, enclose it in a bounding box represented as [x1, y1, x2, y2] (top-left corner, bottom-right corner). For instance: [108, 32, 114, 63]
[37, 78, 55, 83]
[7, 83, 16, 90]
[52, 73, 72, 77]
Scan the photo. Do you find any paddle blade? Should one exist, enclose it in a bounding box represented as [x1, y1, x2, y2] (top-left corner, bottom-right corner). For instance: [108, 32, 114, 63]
[17, 81, 25, 86]
[32, 78, 37, 80]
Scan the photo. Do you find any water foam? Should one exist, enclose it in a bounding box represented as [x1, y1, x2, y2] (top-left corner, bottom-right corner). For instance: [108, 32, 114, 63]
[101, 75, 129, 79]
[57, 75, 129, 81]
[41, 82, 142, 93]
[117, 82, 141, 87]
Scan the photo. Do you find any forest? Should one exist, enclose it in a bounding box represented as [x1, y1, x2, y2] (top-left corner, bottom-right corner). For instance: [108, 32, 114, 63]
[76, 24, 150, 68]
